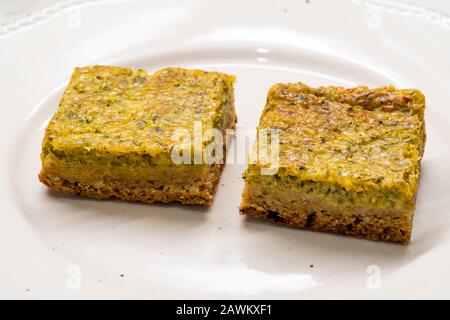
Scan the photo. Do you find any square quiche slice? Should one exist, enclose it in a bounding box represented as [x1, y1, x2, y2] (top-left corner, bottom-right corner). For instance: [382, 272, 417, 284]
[39, 66, 236, 205]
[240, 83, 425, 243]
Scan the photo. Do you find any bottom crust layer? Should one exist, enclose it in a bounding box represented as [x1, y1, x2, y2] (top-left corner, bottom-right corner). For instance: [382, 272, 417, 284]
[39, 163, 224, 206]
[240, 204, 412, 244]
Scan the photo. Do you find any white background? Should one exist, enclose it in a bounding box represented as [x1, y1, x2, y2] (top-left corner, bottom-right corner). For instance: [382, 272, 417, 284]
[1, 0, 450, 25]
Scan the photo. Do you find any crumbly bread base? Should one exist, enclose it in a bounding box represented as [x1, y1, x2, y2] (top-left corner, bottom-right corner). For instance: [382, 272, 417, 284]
[39, 163, 224, 206]
[239, 183, 413, 244]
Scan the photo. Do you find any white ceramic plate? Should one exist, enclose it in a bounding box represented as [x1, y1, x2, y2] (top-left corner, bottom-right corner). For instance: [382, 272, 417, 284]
[2, 0, 450, 299]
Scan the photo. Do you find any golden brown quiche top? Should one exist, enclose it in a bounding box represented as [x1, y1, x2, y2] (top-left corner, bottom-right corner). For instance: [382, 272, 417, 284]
[248, 83, 426, 201]
[43, 66, 235, 159]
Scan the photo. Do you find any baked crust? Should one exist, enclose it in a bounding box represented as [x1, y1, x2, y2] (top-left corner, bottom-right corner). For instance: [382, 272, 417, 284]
[240, 180, 412, 243]
[39, 163, 224, 205]
[240, 204, 411, 244]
